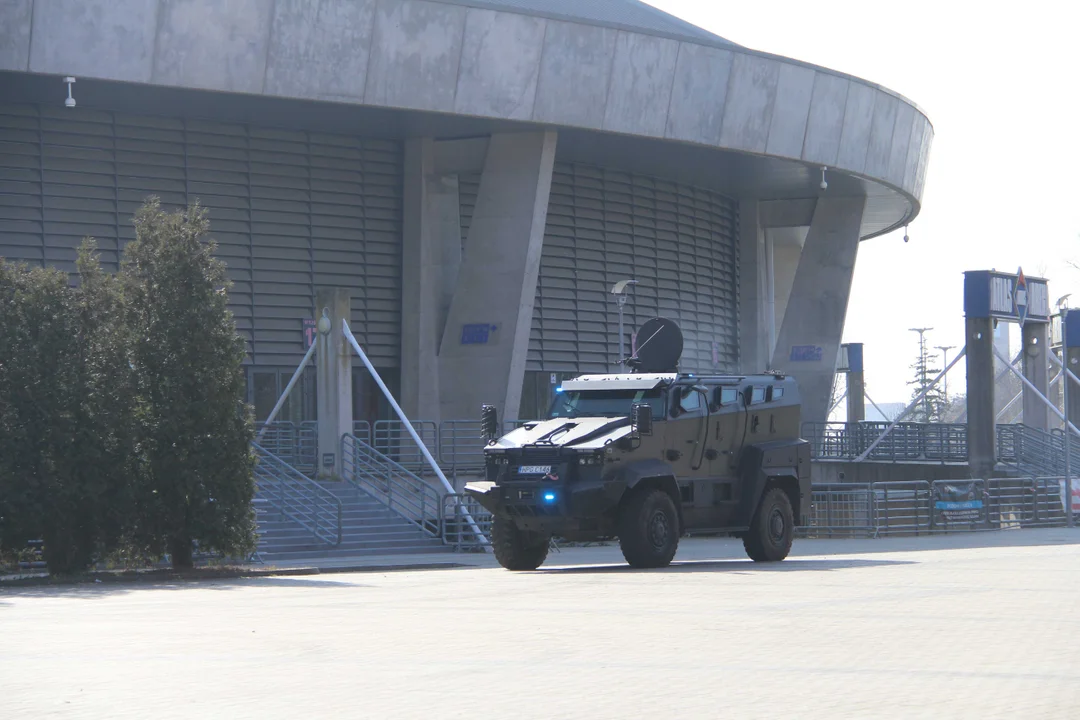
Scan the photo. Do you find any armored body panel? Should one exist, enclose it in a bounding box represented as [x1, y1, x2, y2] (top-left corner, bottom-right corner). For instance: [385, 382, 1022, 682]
[466, 369, 812, 570]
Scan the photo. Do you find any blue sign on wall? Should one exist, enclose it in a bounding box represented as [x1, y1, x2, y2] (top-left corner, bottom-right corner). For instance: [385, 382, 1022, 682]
[461, 323, 497, 345]
[790, 344, 823, 362]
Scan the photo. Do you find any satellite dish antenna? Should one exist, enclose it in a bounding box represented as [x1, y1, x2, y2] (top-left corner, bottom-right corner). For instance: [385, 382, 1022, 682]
[628, 317, 682, 373]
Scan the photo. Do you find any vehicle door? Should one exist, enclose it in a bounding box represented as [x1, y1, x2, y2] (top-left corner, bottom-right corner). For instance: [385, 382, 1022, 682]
[665, 385, 709, 525]
[701, 385, 743, 527]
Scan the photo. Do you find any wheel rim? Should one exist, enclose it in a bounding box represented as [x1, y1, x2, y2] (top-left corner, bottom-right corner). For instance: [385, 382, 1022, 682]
[768, 506, 786, 544]
[648, 509, 670, 550]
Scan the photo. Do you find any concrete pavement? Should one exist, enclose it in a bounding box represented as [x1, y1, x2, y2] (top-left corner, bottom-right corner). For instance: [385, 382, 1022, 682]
[2, 530, 1079, 719]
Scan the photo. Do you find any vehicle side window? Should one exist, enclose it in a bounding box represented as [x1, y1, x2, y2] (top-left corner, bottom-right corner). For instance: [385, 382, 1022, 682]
[679, 388, 702, 414]
[769, 386, 784, 401]
[720, 387, 739, 405]
[750, 386, 766, 404]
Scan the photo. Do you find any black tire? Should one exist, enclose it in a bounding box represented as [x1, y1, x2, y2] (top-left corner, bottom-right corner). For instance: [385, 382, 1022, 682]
[743, 487, 794, 562]
[618, 488, 680, 568]
[490, 515, 549, 570]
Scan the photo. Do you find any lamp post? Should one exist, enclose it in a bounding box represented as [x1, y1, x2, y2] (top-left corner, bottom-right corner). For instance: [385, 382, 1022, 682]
[936, 345, 957, 403]
[611, 279, 638, 363]
[1058, 295, 1074, 527]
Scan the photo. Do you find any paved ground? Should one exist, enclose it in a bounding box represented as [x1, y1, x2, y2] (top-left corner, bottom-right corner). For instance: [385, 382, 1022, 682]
[3, 530, 1079, 719]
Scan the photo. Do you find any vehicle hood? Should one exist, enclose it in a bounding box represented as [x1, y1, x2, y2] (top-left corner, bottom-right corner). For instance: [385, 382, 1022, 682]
[492, 417, 632, 451]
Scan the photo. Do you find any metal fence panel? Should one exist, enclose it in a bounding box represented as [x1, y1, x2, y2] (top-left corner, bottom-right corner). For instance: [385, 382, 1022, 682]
[799, 484, 874, 538]
[439, 420, 487, 472]
[372, 420, 439, 474]
[873, 481, 932, 535]
[441, 494, 493, 550]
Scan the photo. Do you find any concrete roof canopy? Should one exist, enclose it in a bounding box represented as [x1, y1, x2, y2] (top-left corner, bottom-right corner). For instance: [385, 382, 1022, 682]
[432, 0, 740, 46]
[0, 0, 932, 238]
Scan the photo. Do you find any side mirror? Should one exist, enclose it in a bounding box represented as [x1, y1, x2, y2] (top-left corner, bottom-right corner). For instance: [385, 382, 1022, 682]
[632, 403, 653, 436]
[481, 404, 499, 442]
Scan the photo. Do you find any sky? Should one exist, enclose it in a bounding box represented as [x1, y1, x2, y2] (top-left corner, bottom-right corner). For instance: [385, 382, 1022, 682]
[647, 0, 1080, 408]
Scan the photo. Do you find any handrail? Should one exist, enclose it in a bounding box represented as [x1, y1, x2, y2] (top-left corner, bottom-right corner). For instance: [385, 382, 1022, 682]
[441, 493, 493, 550]
[252, 443, 342, 546]
[340, 434, 441, 538]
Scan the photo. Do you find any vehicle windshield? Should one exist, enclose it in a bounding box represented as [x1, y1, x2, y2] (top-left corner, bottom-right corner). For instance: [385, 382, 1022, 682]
[547, 388, 665, 419]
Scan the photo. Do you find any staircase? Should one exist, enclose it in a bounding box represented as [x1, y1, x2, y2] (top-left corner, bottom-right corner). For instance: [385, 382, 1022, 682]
[255, 481, 453, 561]
[252, 435, 461, 562]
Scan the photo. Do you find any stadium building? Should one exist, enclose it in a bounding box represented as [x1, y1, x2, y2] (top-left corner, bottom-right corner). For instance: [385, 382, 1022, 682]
[0, 0, 932, 433]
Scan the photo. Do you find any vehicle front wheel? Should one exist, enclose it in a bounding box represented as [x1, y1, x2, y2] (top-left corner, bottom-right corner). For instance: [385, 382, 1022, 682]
[618, 488, 680, 568]
[490, 515, 549, 570]
[743, 487, 794, 562]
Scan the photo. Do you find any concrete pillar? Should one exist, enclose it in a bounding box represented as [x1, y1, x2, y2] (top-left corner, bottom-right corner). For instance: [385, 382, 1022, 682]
[738, 201, 768, 373]
[315, 288, 352, 480]
[438, 131, 557, 422]
[845, 343, 866, 423]
[1067, 347, 1080, 431]
[770, 195, 866, 425]
[400, 138, 442, 422]
[1021, 322, 1050, 431]
[1065, 313, 1080, 432]
[1049, 349, 1062, 416]
[966, 316, 995, 479]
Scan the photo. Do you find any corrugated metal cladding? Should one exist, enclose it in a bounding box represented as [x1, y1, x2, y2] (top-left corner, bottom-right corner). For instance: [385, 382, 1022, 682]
[0, 103, 403, 368]
[461, 163, 740, 374]
[536, 164, 740, 373]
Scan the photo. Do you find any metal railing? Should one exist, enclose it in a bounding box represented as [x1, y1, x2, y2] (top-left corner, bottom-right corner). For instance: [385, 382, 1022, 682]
[438, 420, 488, 474]
[252, 443, 342, 546]
[801, 483, 875, 537]
[254, 420, 317, 473]
[340, 434, 441, 538]
[352, 420, 371, 445]
[372, 419, 439, 473]
[441, 493, 494, 550]
[803, 422, 969, 462]
[800, 477, 1074, 538]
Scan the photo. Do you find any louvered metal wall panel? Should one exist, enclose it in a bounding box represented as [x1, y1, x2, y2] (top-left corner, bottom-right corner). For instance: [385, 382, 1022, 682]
[0, 103, 403, 369]
[536, 164, 739, 373]
[459, 162, 740, 374]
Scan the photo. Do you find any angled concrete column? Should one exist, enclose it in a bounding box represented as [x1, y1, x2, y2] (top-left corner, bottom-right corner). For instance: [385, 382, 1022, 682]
[738, 201, 768, 373]
[438, 131, 557, 422]
[400, 138, 444, 423]
[771, 195, 865, 425]
[315, 288, 352, 480]
[1021, 321, 1050, 431]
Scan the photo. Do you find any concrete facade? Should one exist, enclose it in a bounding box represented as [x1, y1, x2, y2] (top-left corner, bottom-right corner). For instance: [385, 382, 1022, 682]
[0, 0, 932, 430]
[0, 0, 931, 236]
[438, 131, 556, 423]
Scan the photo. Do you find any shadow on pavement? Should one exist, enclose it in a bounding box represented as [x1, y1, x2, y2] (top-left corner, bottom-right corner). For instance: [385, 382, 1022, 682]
[537, 557, 914, 575]
[0, 575, 367, 601]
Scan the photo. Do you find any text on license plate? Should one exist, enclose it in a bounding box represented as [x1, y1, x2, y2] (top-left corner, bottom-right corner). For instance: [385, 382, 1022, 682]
[518, 465, 552, 475]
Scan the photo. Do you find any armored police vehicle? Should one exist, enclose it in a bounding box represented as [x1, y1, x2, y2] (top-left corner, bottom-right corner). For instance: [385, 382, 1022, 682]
[464, 318, 811, 571]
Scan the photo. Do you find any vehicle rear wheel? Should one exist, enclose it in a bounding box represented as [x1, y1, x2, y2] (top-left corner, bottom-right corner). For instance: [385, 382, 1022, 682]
[743, 487, 794, 562]
[618, 488, 680, 568]
[490, 515, 549, 570]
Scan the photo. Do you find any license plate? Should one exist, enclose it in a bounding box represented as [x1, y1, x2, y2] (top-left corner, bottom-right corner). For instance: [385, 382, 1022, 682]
[518, 465, 552, 475]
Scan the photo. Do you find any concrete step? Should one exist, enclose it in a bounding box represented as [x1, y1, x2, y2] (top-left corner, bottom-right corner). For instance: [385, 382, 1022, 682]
[256, 543, 455, 562]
